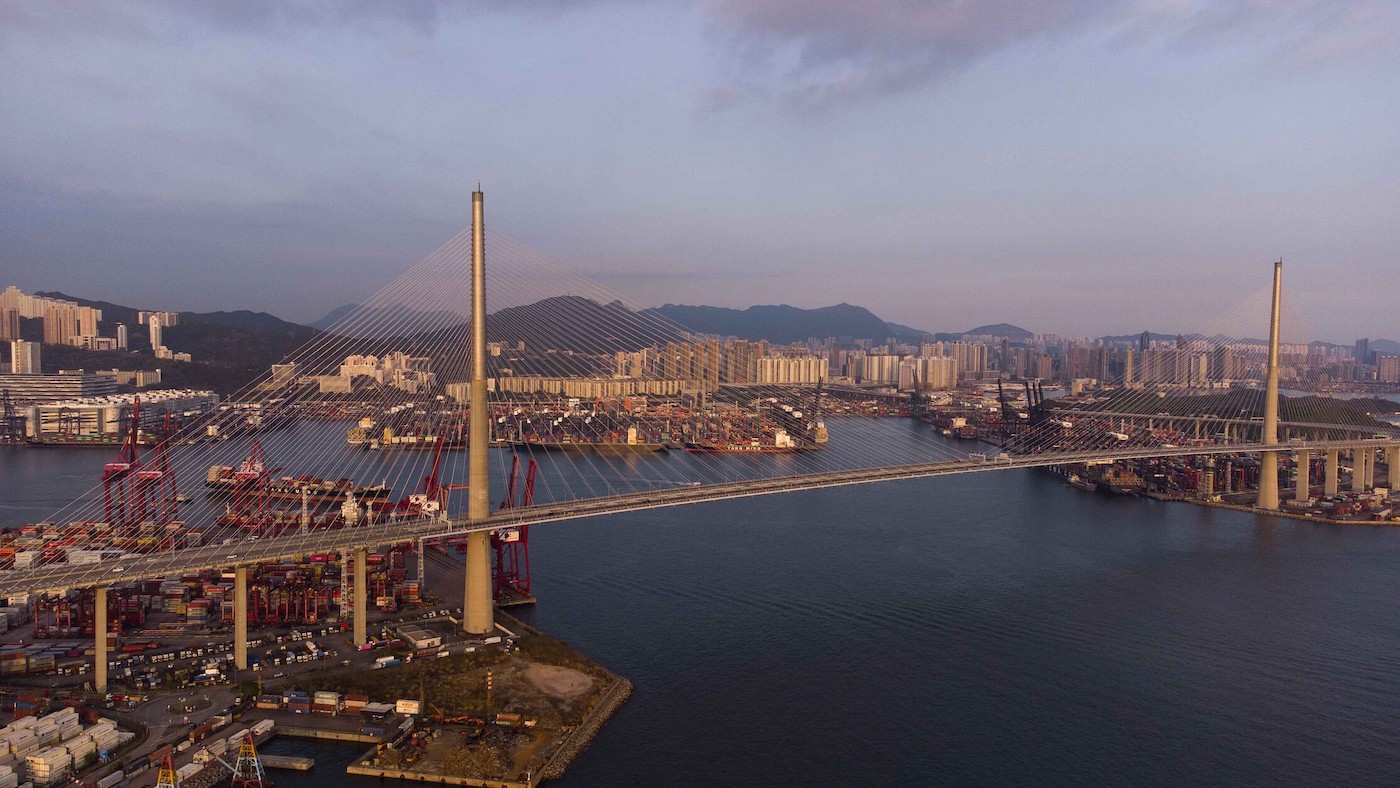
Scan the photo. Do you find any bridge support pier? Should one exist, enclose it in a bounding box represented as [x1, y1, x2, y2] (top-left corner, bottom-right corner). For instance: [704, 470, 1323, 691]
[416, 537, 426, 595]
[1294, 450, 1310, 504]
[465, 532, 492, 634]
[1359, 448, 1373, 492]
[1350, 449, 1365, 493]
[234, 565, 249, 670]
[1389, 446, 1400, 490]
[353, 546, 368, 647]
[94, 586, 108, 693]
[1324, 449, 1339, 497]
[1258, 451, 1280, 509]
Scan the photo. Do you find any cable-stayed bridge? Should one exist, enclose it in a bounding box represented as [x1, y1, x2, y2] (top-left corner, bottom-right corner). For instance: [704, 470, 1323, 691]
[4, 190, 1396, 691]
[2, 435, 1395, 602]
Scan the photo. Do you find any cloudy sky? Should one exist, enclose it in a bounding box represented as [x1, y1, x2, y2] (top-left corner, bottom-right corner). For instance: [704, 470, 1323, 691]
[1, 1, 1396, 341]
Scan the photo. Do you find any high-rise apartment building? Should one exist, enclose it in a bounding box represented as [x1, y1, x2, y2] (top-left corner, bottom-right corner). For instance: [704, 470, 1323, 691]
[0, 308, 19, 341]
[9, 340, 40, 374]
[1379, 355, 1400, 384]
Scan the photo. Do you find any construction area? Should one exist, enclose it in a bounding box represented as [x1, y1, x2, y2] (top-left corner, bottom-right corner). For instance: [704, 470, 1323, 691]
[291, 618, 630, 786]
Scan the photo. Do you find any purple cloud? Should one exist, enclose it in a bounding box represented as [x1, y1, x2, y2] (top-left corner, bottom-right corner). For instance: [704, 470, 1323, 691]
[702, 0, 1400, 110]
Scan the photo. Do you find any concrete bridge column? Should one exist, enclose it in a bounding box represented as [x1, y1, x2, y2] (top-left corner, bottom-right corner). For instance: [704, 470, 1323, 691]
[1389, 446, 1400, 490]
[94, 586, 108, 693]
[1360, 448, 1374, 492]
[1259, 450, 1280, 509]
[463, 188, 495, 637]
[234, 565, 248, 671]
[1350, 449, 1365, 493]
[416, 536, 426, 594]
[1294, 450, 1310, 503]
[1324, 449, 1339, 497]
[353, 546, 368, 647]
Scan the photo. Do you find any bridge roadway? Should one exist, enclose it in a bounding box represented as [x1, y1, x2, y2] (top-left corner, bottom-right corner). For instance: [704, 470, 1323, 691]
[1, 437, 1394, 598]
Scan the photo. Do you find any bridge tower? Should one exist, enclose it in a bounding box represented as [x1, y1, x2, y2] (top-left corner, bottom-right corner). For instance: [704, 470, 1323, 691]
[464, 187, 495, 635]
[1256, 260, 1283, 510]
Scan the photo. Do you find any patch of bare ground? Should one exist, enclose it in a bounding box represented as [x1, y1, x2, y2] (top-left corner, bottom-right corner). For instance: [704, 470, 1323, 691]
[523, 664, 594, 700]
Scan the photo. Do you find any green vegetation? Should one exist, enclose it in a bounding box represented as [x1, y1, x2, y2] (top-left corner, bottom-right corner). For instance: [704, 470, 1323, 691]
[514, 633, 606, 677]
[286, 649, 508, 708]
[1351, 397, 1400, 415]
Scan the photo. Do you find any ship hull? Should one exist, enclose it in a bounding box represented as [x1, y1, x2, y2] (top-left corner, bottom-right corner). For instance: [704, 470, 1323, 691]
[204, 478, 391, 506]
[511, 440, 665, 455]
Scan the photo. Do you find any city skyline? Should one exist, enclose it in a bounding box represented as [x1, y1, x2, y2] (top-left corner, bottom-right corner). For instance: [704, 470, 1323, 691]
[1, 2, 1397, 341]
[0, 280, 1395, 351]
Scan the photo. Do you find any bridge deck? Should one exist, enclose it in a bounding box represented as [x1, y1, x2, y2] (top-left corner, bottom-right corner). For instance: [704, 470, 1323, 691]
[1, 437, 1392, 597]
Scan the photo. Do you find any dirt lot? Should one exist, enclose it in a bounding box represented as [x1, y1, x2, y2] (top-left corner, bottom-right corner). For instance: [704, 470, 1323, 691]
[303, 629, 619, 783]
[523, 664, 593, 700]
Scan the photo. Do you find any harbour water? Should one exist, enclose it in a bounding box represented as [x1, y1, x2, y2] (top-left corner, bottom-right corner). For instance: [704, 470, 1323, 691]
[5, 419, 1400, 784]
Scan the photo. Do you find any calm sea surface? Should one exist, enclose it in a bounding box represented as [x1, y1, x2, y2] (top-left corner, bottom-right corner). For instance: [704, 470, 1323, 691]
[4, 419, 1400, 786]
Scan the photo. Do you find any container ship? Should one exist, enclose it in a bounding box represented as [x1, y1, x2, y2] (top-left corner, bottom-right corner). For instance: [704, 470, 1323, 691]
[348, 417, 468, 451]
[684, 428, 802, 453]
[510, 425, 665, 455]
[205, 466, 392, 507]
[1087, 463, 1146, 495]
[768, 403, 829, 449]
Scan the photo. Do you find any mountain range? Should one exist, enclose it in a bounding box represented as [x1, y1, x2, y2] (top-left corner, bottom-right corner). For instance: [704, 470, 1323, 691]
[648, 303, 907, 344]
[309, 303, 467, 337]
[311, 300, 1048, 346]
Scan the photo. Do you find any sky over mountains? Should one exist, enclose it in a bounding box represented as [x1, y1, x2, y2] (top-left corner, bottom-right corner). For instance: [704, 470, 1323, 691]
[1, 1, 1396, 342]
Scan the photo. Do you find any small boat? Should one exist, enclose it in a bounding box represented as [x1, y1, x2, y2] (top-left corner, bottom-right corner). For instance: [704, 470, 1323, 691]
[1067, 474, 1098, 493]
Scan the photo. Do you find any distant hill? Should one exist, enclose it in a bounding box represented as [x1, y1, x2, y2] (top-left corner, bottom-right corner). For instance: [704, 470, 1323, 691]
[310, 302, 468, 338]
[963, 323, 1033, 340]
[36, 291, 141, 326]
[885, 322, 934, 343]
[649, 303, 897, 344]
[33, 291, 320, 395]
[1372, 338, 1400, 355]
[182, 309, 308, 333]
[311, 303, 359, 330]
[38, 291, 306, 335]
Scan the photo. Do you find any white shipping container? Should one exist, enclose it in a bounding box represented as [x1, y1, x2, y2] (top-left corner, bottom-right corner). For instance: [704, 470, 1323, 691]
[96, 771, 126, 788]
[251, 720, 274, 736]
